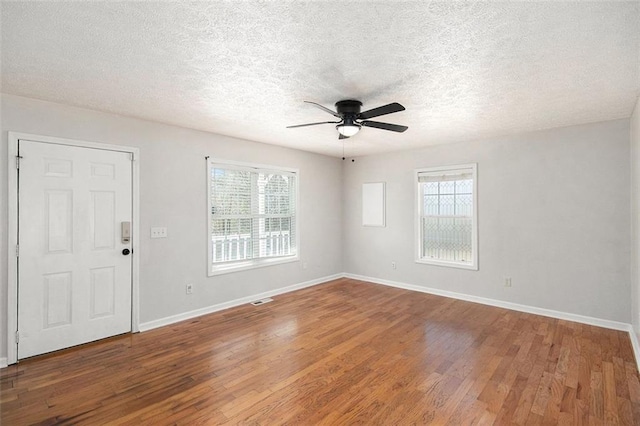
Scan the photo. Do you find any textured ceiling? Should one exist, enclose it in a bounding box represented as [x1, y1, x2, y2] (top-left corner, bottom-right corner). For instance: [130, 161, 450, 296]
[1, 1, 639, 157]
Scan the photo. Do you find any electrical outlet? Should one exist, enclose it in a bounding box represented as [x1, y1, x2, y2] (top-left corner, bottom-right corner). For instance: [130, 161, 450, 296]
[186, 283, 194, 294]
[504, 277, 512, 287]
[391, 262, 397, 270]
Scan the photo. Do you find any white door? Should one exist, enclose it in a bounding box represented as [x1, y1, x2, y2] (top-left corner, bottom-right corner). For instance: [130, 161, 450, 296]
[18, 140, 133, 359]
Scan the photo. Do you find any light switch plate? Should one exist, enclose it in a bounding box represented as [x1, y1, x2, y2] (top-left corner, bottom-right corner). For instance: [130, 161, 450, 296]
[151, 227, 167, 238]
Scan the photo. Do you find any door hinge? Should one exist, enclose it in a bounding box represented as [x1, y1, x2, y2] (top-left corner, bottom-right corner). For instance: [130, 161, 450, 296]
[15, 331, 19, 344]
[16, 155, 22, 169]
[16, 244, 19, 257]
[130, 152, 135, 161]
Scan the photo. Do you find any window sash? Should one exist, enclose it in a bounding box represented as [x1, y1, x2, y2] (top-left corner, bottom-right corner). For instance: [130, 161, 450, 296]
[210, 217, 296, 264]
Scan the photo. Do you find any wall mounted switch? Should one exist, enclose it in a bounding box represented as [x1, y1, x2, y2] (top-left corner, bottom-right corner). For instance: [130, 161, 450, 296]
[151, 227, 167, 238]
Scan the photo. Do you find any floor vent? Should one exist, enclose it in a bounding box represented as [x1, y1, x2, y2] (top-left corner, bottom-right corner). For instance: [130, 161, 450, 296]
[250, 298, 273, 306]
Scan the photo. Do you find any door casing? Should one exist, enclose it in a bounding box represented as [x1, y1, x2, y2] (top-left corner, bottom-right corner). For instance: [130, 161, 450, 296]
[7, 132, 140, 365]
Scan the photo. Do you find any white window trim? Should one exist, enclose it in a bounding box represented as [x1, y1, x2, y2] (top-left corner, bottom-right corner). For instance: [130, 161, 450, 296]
[207, 158, 300, 276]
[414, 163, 478, 271]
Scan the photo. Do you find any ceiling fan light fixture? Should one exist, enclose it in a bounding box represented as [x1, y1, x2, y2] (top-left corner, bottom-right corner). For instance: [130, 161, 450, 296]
[336, 123, 361, 137]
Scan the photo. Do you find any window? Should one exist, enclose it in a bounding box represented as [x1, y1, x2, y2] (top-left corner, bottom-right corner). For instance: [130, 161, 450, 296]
[415, 164, 478, 270]
[208, 160, 298, 275]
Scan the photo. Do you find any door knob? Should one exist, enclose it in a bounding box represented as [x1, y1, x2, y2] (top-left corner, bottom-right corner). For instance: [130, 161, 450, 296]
[122, 248, 131, 255]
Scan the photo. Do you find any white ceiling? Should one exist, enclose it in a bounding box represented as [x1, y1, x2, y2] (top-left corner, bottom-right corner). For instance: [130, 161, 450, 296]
[2, 1, 639, 157]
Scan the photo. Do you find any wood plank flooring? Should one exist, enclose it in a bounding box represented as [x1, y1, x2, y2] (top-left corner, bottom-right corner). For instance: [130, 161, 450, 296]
[2, 278, 640, 425]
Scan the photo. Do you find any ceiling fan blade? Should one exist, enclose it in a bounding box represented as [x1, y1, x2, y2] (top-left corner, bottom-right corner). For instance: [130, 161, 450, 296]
[358, 102, 405, 120]
[287, 121, 340, 129]
[339, 134, 350, 140]
[360, 120, 408, 133]
[304, 101, 341, 118]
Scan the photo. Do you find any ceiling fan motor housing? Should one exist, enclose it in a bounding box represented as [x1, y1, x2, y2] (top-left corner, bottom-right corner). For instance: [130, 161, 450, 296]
[335, 100, 363, 116]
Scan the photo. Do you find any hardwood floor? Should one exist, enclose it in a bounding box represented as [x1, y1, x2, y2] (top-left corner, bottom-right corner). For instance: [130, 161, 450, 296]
[2, 278, 640, 425]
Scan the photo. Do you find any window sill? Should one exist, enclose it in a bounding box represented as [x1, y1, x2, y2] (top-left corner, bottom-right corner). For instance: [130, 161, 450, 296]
[209, 255, 299, 276]
[415, 257, 478, 271]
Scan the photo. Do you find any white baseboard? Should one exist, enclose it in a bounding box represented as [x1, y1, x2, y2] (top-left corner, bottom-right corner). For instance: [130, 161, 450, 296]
[344, 273, 631, 331]
[139, 273, 342, 332]
[629, 327, 640, 370]
[7, 272, 640, 371]
[344, 273, 640, 368]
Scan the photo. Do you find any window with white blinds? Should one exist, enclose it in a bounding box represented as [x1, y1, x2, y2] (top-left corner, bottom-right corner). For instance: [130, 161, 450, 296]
[415, 164, 478, 270]
[208, 160, 298, 275]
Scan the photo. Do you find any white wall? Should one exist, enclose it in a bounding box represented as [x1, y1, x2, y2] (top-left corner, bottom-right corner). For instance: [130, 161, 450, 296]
[1, 92, 635, 363]
[0, 94, 343, 361]
[343, 119, 631, 323]
[631, 96, 640, 338]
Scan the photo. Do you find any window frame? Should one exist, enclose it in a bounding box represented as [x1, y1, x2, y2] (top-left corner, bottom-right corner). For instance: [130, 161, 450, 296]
[414, 163, 478, 271]
[207, 158, 300, 276]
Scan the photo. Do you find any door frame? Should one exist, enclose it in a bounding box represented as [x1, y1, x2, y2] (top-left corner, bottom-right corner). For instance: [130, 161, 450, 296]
[7, 132, 140, 365]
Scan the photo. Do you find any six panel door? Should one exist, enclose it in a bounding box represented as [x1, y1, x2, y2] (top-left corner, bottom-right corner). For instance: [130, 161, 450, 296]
[18, 140, 133, 359]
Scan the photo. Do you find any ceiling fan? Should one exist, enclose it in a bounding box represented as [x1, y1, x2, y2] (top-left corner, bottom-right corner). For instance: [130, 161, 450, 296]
[287, 100, 408, 139]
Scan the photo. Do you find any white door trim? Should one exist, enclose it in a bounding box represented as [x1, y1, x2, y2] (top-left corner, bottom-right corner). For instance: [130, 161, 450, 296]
[7, 132, 140, 365]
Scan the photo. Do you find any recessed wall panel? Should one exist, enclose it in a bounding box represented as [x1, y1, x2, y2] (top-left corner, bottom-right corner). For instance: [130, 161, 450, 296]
[90, 191, 115, 250]
[90, 267, 115, 319]
[46, 190, 73, 253]
[43, 272, 72, 328]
